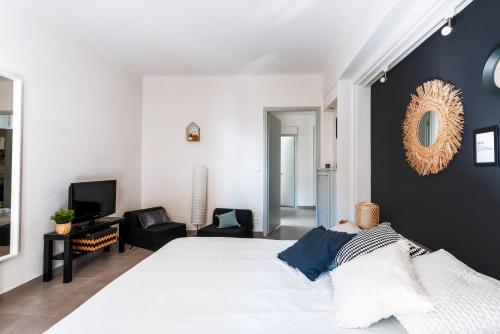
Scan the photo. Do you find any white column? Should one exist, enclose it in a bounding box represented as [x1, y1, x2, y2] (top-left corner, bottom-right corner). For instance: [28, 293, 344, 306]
[335, 80, 371, 222]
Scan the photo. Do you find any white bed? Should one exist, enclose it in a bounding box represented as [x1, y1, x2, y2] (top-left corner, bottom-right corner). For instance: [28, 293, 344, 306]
[46, 237, 406, 334]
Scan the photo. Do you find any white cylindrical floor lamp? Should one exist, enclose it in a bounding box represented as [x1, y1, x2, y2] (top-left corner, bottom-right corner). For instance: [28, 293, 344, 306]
[191, 165, 207, 235]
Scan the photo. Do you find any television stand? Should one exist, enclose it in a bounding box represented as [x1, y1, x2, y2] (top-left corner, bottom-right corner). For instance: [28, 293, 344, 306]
[43, 216, 125, 283]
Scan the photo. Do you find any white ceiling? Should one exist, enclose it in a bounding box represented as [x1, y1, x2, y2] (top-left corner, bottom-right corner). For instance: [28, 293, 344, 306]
[7, 0, 372, 76]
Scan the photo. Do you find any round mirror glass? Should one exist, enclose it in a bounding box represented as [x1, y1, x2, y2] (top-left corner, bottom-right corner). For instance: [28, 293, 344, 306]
[418, 111, 440, 147]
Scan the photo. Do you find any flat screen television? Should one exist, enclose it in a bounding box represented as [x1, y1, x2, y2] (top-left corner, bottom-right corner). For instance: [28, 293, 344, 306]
[68, 180, 116, 223]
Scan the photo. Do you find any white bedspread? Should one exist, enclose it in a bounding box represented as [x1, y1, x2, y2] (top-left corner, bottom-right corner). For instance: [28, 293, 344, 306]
[46, 237, 406, 334]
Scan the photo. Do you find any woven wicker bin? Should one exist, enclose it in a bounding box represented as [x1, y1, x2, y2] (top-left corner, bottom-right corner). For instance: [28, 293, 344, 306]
[355, 202, 380, 229]
[73, 227, 118, 252]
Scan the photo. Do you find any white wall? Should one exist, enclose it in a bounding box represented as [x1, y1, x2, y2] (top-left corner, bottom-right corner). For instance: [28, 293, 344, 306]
[142, 76, 322, 231]
[321, 1, 399, 223]
[320, 110, 336, 169]
[0, 12, 142, 294]
[276, 113, 316, 207]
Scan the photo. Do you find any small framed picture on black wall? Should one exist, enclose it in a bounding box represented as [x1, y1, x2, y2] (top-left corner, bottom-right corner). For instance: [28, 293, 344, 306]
[473, 125, 499, 166]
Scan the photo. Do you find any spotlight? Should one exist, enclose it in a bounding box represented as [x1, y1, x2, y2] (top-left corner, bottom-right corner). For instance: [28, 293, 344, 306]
[441, 18, 453, 36]
[379, 71, 388, 84]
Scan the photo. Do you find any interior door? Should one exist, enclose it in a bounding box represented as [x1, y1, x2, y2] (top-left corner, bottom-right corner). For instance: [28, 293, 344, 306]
[268, 113, 281, 233]
[280, 136, 295, 207]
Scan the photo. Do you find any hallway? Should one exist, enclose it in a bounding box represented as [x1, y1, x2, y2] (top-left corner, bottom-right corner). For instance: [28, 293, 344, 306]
[267, 207, 315, 240]
[280, 207, 315, 227]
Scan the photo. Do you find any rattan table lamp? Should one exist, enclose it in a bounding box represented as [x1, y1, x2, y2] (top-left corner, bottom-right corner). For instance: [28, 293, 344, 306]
[355, 202, 380, 229]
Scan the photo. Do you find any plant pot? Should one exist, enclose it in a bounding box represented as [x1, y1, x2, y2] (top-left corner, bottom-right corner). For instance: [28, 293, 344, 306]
[56, 222, 72, 235]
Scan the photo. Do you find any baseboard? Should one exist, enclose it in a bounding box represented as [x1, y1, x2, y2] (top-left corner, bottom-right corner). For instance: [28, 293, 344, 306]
[297, 206, 316, 209]
[253, 231, 264, 238]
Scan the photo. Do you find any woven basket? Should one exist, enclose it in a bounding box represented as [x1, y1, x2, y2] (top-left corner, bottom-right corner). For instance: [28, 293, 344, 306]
[355, 202, 380, 229]
[55, 222, 72, 235]
[73, 228, 118, 252]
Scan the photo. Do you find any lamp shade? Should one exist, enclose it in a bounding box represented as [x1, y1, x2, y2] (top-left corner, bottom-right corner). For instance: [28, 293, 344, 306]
[355, 202, 380, 229]
[191, 166, 207, 227]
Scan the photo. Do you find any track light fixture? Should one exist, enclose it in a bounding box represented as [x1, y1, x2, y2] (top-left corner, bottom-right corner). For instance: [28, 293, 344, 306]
[379, 70, 388, 84]
[441, 17, 453, 36]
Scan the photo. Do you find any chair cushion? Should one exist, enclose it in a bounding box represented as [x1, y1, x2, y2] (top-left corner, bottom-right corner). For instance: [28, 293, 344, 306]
[198, 224, 247, 238]
[137, 208, 171, 229]
[134, 222, 187, 251]
[145, 222, 186, 233]
[216, 210, 240, 229]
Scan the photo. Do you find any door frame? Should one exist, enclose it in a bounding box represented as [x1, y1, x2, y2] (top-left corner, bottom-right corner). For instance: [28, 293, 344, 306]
[280, 134, 297, 208]
[263, 106, 321, 236]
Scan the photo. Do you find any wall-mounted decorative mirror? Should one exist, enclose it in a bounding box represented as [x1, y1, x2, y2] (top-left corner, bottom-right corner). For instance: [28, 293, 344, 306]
[417, 110, 440, 147]
[0, 72, 22, 262]
[402, 79, 463, 176]
[483, 47, 500, 92]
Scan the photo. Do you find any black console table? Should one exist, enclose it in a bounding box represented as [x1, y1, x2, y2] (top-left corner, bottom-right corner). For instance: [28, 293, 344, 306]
[43, 217, 125, 283]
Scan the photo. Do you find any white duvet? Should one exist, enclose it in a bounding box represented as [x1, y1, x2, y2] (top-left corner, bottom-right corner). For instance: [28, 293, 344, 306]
[46, 237, 405, 334]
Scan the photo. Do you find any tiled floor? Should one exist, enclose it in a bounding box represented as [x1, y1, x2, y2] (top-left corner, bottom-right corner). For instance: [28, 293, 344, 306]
[266, 225, 311, 240]
[0, 246, 9, 257]
[280, 207, 315, 227]
[265, 207, 315, 240]
[0, 246, 152, 334]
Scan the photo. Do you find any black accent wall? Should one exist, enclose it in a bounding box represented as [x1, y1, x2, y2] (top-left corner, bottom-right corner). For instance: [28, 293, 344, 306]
[371, 0, 500, 279]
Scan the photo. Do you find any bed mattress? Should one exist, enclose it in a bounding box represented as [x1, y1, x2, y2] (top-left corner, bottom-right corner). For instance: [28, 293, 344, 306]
[46, 237, 406, 334]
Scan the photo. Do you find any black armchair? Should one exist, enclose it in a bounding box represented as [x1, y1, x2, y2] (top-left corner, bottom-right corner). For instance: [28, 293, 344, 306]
[121, 207, 187, 251]
[198, 208, 253, 238]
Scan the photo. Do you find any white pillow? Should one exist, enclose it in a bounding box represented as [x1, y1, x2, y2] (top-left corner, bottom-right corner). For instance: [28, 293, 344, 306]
[331, 240, 433, 328]
[331, 221, 360, 234]
[395, 250, 500, 334]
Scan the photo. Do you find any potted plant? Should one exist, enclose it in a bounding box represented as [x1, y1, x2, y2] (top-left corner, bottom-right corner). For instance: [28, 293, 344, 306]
[50, 208, 75, 235]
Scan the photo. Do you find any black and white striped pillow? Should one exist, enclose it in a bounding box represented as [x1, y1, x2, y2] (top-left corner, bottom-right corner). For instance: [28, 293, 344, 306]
[406, 239, 430, 258]
[334, 223, 400, 266]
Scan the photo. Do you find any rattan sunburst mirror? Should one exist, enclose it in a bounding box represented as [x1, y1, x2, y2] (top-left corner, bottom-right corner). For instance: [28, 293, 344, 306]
[402, 79, 464, 176]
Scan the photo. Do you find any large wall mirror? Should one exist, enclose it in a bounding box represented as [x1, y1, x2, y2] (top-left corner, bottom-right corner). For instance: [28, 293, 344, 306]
[0, 72, 22, 261]
[402, 79, 464, 176]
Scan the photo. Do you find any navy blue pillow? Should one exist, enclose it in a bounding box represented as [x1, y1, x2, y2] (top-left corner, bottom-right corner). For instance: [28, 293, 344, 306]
[277, 227, 355, 281]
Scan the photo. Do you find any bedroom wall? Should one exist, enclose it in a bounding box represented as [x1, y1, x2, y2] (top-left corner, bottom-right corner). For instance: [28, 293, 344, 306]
[0, 11, 142, 294]
[371, 0, 500, 279]
[320, 110, 336, 169]
[141, 76, 322, 231]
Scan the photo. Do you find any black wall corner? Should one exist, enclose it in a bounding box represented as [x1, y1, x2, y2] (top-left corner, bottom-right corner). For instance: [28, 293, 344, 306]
[371, 0, 500, 279]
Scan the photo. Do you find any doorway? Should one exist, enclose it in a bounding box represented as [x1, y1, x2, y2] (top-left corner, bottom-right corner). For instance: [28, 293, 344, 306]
[264, 107, 321, 238]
